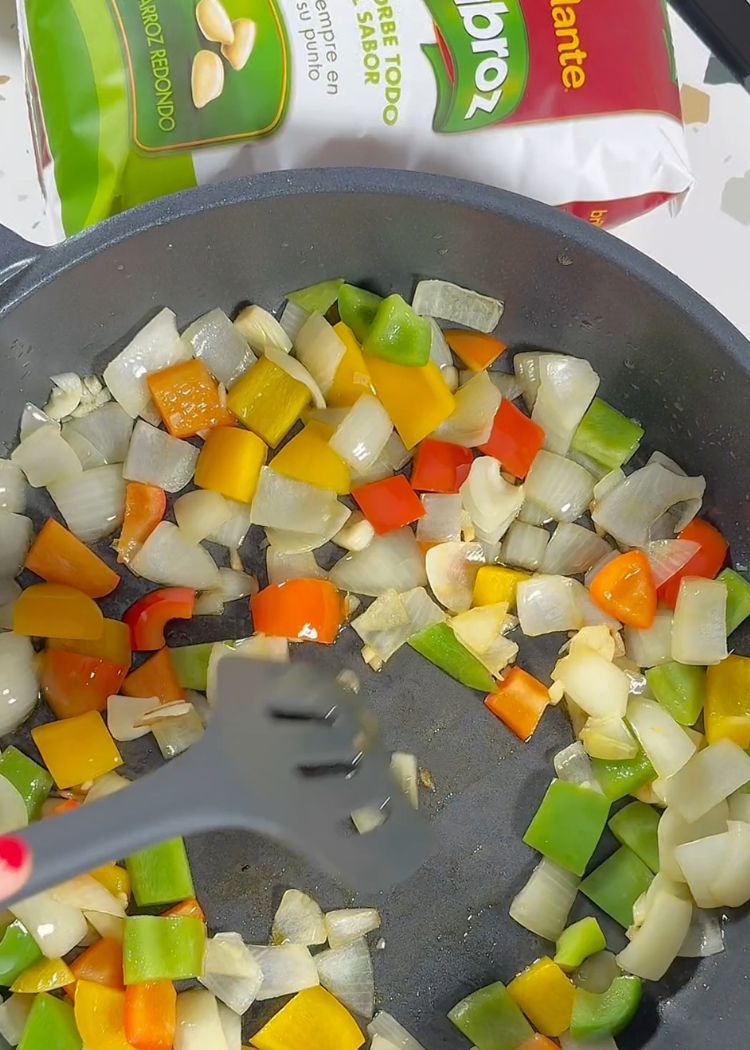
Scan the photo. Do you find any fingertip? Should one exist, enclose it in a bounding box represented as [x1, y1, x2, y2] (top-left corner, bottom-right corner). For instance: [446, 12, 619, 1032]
[0, 836, 31, 898]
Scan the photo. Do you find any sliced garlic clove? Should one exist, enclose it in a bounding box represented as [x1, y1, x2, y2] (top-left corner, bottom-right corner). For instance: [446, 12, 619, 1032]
[192, 50, 225, 109]
[221, 18, 256, 72]
[195, 0, 234, 45]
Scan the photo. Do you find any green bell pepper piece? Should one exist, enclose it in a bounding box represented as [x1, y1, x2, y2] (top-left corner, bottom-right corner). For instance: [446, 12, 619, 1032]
[570, 975, 642, 1042]
[0, 920, 43, 986]
[126, 837, 194, 907]
[718, 568, 750, 634]
[608, 801, 660, 873]
[448, 981, 533, 1050]
[408, 622, 494, 693]
[523, 780, 610, 877]
[123, 915, 205, 984]
[18, 992, 81, 1050]
[646, 662, 705, 726]
[554, 917, 607, 972]
[570, 398, 644, 472]
[337, 284, 383, 343]
[287, 278, 344, 315]
[0, 748, 53, 820]
[169, 643, 214, 691]
[591, 748, 656, 802]
[363, 294, 432, 367]
[580, 846, 654, 928]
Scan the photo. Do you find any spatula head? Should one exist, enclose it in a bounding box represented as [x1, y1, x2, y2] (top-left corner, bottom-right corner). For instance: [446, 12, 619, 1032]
[209, 656, 433, 892]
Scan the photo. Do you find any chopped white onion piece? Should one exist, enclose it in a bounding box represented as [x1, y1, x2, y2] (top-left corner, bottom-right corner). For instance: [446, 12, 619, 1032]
[11, 892, 87, 958]
[330, 529, 426, 597]
[266, 345, 325, 409]
[658, 802, 729, 882]
[325, 908, 381, 949]
[152, 707, 205, 761]
[0, 993, 33, 1046]
[64, 429, 106, 470]
[592, 468, 625, 505]
[411, 280, 503, 332]
[279, 300, 310, 342]
[332, 511, 375, 552]
[664, 739, 750, 823]
[294, 313, 346, 395]
[425, 541, 485, 613]
[501, 521, 548, 571]
[329, 395, 392, 473]
[0, 513, 32, 579]
[251, 468, 338, 534]
[678, 908, 724, 958]
[207, 499, 253, 549]
[248, 943, 319, 1000]
[0, 776, 27, 835]
[627, 697, 697, 779]
[624, 609, 673, 668]
[51, 874, 125, 918]
[435, 372, 500, 448]
[233, 305, 292, 354]
[20, 403, 59, 441]
[107, 695, 158, 742]
[675, 832, 730, 908]
[571, 952, 620, 995]
[542, 523, 611, 576]
[532, 355, 599, 455]
[11, 425, 82, 488]
[130, 522, 220, 590]
[593, 464, 706, 548]
[174, 490, 232, 544]
[84, 771, 130, 805]
[513, 352, 567, 411]
[428, 320, 459, 392]
[710, 821, 750, 907]
[194, 591, 224, 617]
[451, 603, 518, 675]
[524, 451, 594, 524]
[517, 576, 580, 637]
[416, 494, 463, 545]
[212, 568, 258, 603]
[0, 634, 38, 735]
[368, 1012, 427, 1050]
[267, 548, 325, 586]
[175, 988, 227, 1050]
[183, 308, 256, 387]
[0, 581, 21, 631]
[391, 752, 419, 808]
[644, 539, 701, 588]
[616, 885, 692, 981]
[581, 714, 639, 760]
[272, 890, 326, 946]
[351, 432, 411, 487]
[489, 371, 523, 401]
[0, 461, 27, 513]
[570, 625, 619, 662]
[315, 938, 375, 1019]
[509, 858, 580, 941]
[461, 458, 523, 544]
[200, 933, 264, 1015]
[729, 790, 750, 824]
[518, 501, 552, 527]
[103, 309, 189, 418]
[43, 372, 83, 420]
[553, 742, 600, 791]
[63, 403, 134, 466]
[48, 465, 126, 544]
[671, 577, 728, 666]
[551, 644, 629, 719]
[265, 502, 351, 554]
[353, 587, 443, 662]
[123, 420, 199, 493]
[217, 1003, 240, 1050]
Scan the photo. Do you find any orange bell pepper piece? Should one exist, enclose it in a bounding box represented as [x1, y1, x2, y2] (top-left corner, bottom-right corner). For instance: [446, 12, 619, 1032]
[163, 898, 206, 922]
[65, 937, 124, 1001]
[147, 359, 234, 438]
[125, 981, 177, 1050]
[194, 425, 267, 503]
[40, 650, 129, 719]
[74, 980, 133, 1050]
[13, 583, 104, 640]
[589, 550, 657, 629]
[485, 667, 551, 742]
[658, 518, 729, 609]
[49, 618, 132, 669]
[122, 648, 184, 704]
[117, 483, 167, 565]
[251, 579, 345, 645]
[48, 798, 81, 817]
[25, 519, 120, 598]
[444, 330, 507, 371]
[32, 711, 123, 789]
[518, 1036, 561, 1050]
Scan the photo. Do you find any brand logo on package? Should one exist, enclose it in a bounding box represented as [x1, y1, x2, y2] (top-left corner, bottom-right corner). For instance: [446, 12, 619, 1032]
[110, 0, 290, 151]
[422, 0, 529, 133]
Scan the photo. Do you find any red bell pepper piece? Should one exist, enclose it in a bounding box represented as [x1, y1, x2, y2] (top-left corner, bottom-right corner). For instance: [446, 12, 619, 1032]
[658, 518, 729, 609]
[40, 650, 129, 720]
[251, 579, 345, 645]
[485, 667, 550, 742]
[124, 588, 196, 652]
[479, 399, 545, 479]
[590, 550, 657, 629]
[117, 483, 167, 565]
[122, 648, 185, 704]
[352, 475, 425, 535]
[410, 438, 474, 493]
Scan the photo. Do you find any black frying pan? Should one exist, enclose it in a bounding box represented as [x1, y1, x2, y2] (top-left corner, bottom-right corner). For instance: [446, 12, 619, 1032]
[0, 170, 748, 1049]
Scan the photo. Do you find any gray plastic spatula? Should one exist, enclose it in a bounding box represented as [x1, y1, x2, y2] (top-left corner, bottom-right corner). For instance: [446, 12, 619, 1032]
[4, 658, 432, 905]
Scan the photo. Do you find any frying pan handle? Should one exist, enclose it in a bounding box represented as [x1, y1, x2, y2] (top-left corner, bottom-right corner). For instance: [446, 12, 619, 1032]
[0, 225, 40, 288]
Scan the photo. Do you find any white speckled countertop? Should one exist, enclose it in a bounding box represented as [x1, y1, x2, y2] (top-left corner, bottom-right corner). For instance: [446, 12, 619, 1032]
[0, 1, 748, 335]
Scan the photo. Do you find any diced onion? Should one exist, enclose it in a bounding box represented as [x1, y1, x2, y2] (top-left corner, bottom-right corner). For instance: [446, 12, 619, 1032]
[435, 372, 500, 448]
[352, 432, 412, 487]
[267, 548, 325, 586]
[671, 577, 728, 666]
[62, 403, 134, 466]
[425, 541, 485, 613]
[103, 308, 189, 418]
[368, 1012, 427, 1050]
[20, 403, 59, 441]
[330, 529, 427, 597]
[51, 874, 125, 918]
[513, 352, 565, 411]
[43, 372, 83, 421]
[593, 468, 625, 504]
[525, 451, 594, 523]
[647, 451, 704, 534]
[332, 511, 375, 552]
[194, 591, 224, 616]
[592, 463, 706, 548]
[411, 280, 503, 332]
[501, 521, 548, 571]
[352, 587, 443, 662]
[266, 346, 325, 409]
[151, 707, 205, 760]
[183, 308, 256, 386]
[48, 465, 126, 544]
[64, 429, 106, 470]
[489, 372, 523, 401]
[294, 313, 346, 395]
[251, 468, 338, 534]
[518, 501, 552, 527]
[658, 802, 728, 882]
[0, 994, 33, 1045]
[644, 539, 701, 588]
[624, 608, 673, 668]
[247, 944, 319, 1000]
[175, 988, 228, 1050]
[130, 522, 220, 590]
[616, 886, 692, 981]
[279, 300, 310, 342]
[664, 739, 750, 823]
[517, 576, 580, 637]
[265, 501, 351, 554]
[428, 320, 459, 392]
[200, 933, 264, 1015]
[0, 634, 38, 735]
[711, 821, 750, 907]
[551, 644, 629, 718]
[0, 581, 21, 631]
[272, 890, 326, 946]
[233, 305, 292, 354]
[416, 494, 463, 545]
[11, 425, 82, 488]
[0, 513, 32, 578]
[451, 603, 518, 675]
[107, 695, 158, 742]
[391, 752, 419, 808]
[329, 395, 393, 472]
[11, 892, 87, 958]
[572, 952, 619, 994]
[123, 420, 199, 493]
[325, 908, 381, 949]
[729, 790, 750, 823]
[532, 355, 599, 455]
[461, 458, 523, 544]
[0, 461, 27, 513]
[207, 499, 253, 549]
[627, 697, 697, 779]
[553, 742, 600, 791]
[509, 858, 580, 941]
[542, 523, 610, 576]
[581, 714, 638, 760]
[678, 908, 725, 958]
[315, 938, 375, 1019]
[174, 490, 232, 544]
[675, 832, 729, 908]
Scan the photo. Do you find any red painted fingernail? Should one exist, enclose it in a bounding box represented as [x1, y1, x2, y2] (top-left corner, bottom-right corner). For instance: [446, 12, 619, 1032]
[0, 837, 29, 872]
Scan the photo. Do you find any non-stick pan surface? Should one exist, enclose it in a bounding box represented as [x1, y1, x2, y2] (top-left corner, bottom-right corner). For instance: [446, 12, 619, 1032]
[0, 170, 748, 1049]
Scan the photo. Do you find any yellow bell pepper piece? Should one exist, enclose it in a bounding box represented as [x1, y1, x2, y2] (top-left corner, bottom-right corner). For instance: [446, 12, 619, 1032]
[705, 654, 750, 747]
[228, 357, 310, 448]
[507, 957, 575, 1038]
[11, 956, 75, 993]
[251, 987, 364, 1050]
[13, 583, 104, 640]
[195, 426, 267, 503]
[327, 323, 376, 407]
[91, 864, 130, 905]
[32, 711, 123, 789]
[75, 980, 132, 1050]
[270, 422, 351, 495]
[364, 356, 455, 450]
[473, 566, 531, 609]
